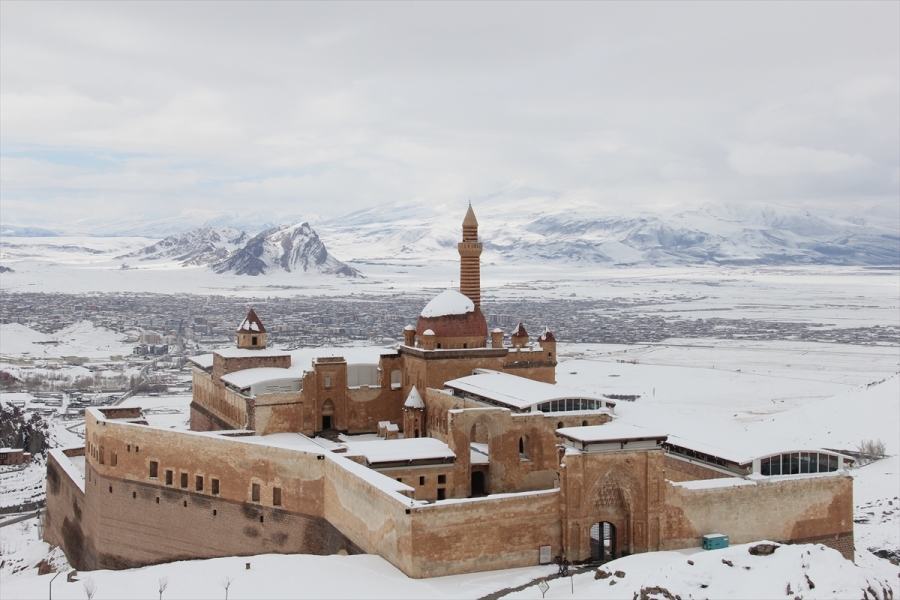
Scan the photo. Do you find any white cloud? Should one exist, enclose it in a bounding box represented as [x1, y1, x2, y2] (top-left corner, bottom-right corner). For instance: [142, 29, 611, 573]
[727, 144, 872, 177]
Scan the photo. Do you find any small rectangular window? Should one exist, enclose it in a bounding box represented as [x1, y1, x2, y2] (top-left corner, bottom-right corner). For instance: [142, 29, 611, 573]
[419, 476, 425, 486]
[181, 473, 188, 488]
[196, 475, 204, 491]
[325, 376, 332, 389]
[127, 444, 131, 452]
[273, 487, 282, 506]
[437, 488, 446, 500]
[135, 446, 139, 453]
[252, 483, 261, 502]
[396, 477, 402, 482]
[149, 461, 158, 478]
[165, 470, 173, 485]
[111, 452, 117, 467]
[211, 478, 219, 494]
[438, 474, 446, 484]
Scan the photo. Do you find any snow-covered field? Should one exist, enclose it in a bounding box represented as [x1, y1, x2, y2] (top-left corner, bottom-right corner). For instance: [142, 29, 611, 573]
[1, 269, 898, 597]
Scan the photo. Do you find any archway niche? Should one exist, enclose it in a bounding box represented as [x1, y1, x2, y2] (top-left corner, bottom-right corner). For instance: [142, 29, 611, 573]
[321, 399, 335, 431]
[589, 522, 616, 562]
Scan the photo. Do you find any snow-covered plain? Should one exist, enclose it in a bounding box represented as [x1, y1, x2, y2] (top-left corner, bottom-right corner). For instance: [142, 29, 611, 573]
[1, 261, 898, 598]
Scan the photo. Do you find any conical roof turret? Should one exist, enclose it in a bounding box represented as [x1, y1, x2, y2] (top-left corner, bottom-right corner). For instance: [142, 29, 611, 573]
[462, 203, 478, 228]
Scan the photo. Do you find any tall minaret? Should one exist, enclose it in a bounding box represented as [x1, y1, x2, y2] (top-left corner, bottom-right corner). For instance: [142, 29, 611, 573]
[459, 203, 482, 309]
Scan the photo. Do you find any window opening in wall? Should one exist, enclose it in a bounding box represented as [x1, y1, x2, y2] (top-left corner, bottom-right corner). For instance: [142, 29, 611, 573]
[414, 429, 419, 438]
[583, 420, 589, 427]
[436, 343, 442, 349]
[325, 376, 332, 389]
[211, 478, 219, 495]
[156, 497, 159, 504]
[463, 343, 467, 349]
[109, 486, 112, 493]
[437, 488, 446, 500]
[111, 452, 117, 467]
[396, 478, 403, 482]
[127, 444, 131, 452]
[135, 446, 139, 453]
[132, 491, 136, 499]
[183, 500, 187, 507]
[519, 435, 531, 460]
[149, 461, 158, 478]
[252, 483, 261, 502]
[196, 475, 204, 492]
[251, 336, 258, 345]
[557, 422, 564, 430]
[419, 476, 425, 486]
[165, 470, 173, 485]
[99, 449, 105, 465]
[273, 487, 282, 506]
[181, 473, 188, 488]
[260, 515, 264, 523]
[213, 510, 217, 516]
[438, 474, 446, 484]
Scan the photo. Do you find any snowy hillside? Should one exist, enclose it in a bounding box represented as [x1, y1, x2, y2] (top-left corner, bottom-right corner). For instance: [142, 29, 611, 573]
[315, 196, 899, 267]
[211, 222, 360, 277]
[118, 227, 249, 266]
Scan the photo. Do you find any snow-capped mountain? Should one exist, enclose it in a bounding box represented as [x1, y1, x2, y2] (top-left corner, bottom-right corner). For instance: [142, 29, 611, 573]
[314, 195, 899, 267]
[211, 223, 360, 277]
[118, 227, 250, 265]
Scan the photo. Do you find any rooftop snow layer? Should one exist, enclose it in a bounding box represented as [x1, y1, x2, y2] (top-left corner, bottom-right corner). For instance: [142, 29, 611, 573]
[220, 366, 307, 390]
[445, 371, 608, 411]
[213, 347, 290, 358]
[187, 354, 214, 369]
[420, 289, 474, 318]
[344, 437, 456, 465]
[404, 387, 425, 409]
[558, 422, 667, 443]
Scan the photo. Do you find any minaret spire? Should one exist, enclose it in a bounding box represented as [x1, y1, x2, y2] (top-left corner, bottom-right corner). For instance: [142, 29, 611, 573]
[459, 203, 482, 308]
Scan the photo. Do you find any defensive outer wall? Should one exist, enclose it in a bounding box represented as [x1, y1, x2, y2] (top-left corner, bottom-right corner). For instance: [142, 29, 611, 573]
[45, 407, 854, 578]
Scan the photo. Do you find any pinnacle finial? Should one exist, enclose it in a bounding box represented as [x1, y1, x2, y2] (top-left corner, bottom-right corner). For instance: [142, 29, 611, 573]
[462, 202, 478, 227]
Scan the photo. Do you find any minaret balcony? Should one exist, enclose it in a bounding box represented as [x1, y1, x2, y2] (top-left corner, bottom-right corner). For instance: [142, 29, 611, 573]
[457, 242, 483, 257]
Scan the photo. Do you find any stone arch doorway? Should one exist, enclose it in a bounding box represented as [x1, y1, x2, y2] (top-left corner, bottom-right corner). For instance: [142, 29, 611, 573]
[471, 471, 486, 497]
[321, 399, 335, 431]
[590, 522, 616, 562]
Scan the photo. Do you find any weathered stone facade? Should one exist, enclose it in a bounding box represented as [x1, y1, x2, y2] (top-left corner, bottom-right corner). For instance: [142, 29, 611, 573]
[45, 206, 855, 577]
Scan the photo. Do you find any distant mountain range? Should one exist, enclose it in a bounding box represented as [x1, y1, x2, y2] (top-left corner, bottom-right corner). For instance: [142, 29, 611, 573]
[314, 197, 900, 267]
[118, 224, 360, 277]
[3, 193, 898, 269]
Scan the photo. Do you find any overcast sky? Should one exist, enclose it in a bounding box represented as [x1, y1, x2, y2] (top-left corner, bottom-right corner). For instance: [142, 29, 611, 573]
[1, 1, 898, 228]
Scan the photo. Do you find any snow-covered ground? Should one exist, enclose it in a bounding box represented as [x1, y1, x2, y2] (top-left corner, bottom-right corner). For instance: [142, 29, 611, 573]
[0, 321, 135, 360]
[1, 307, 898, 597]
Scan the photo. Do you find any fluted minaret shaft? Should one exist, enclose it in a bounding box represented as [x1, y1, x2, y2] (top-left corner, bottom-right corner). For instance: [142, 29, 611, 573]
[459, 204, 482, 309]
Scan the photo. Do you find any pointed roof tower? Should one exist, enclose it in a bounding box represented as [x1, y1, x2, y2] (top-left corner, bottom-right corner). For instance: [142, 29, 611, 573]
[462, 202, 478, 229]
[236, 308, 267, 349]
[237, 308, 267, 333]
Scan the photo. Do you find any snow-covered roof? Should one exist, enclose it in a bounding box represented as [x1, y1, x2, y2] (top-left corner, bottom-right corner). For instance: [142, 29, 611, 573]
[423, 329, 435, 336]
[404, 325, 416, 331]
[444, 371, 609, 412]
[512, 323, 527, 337]
[557, 422, 667, 444]
[237, 308, 266, 333]
[220, 366, 307, 390]
[664, 434, 852, 467]
[187, 354, 214, 369]
[213, 347, 290, 358]
[404, 387, 425, 409]
[344, 438, 456, 466]
[420, 289, 474, 318]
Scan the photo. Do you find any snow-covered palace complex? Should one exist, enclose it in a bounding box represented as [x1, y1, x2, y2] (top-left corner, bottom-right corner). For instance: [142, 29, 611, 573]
[45, 207, 855, 577]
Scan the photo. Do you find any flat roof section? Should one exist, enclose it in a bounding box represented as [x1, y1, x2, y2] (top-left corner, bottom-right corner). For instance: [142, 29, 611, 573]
[444, 371, 608, 412]
[557, 422, 667, 445]
[344, 438, 456, 467]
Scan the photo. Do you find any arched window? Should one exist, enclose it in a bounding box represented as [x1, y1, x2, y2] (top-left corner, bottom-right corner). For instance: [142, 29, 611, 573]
[519, 435, 531, 461]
